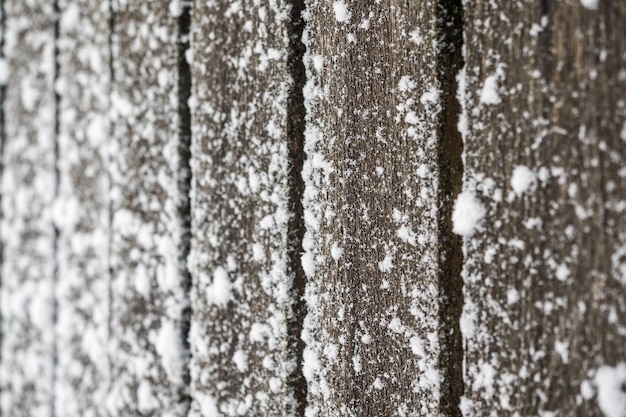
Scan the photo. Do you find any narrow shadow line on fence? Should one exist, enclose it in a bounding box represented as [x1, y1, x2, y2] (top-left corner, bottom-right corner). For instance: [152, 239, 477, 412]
[435, 0, 465, 416]
[286, 0, 308, 415]
[0, 0, 5, 414]
[106, 0, 116, 405]
[52, 0, 62, 416]
[177, 1, 193, 414]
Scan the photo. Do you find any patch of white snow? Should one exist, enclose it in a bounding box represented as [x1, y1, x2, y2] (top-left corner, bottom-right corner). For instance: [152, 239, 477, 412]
[580, 0, 599, 10]
[511, 165, 536, 196]
[332, 1, 350, 23]
[595, 363, 626, 417]
[452, 191, 485, 236]
[480, 75, 501, 105]
[206, 266, 232, 307]
[0, 58, 8, 85]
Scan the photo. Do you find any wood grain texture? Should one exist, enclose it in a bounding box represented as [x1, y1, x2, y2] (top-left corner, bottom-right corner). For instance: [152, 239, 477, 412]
[54, 0, 111, 415]
[459, 1, 626, 415]
[108, 0, 190, 414]
[300, 1, 462, 415]
[188, 1, 304, 415]
[0, 0, 57, 415]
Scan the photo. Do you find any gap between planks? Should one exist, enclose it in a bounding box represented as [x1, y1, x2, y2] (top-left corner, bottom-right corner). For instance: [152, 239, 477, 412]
[52, 0, 61, 415]
[0, 0, 5, 414]
[435, 0, 465, 416]
[286, 0, 309, 415]
[178, 1, 193, 414]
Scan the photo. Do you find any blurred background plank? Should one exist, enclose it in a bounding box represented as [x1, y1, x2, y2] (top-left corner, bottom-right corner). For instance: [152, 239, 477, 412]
[0, 0, 57, 415]
[300, 1, 463, 416]
[54, 0, 111, 415]
[187, 0, 306, 415]
[459, 1, 626, 415]
[107, 0, 191, 414]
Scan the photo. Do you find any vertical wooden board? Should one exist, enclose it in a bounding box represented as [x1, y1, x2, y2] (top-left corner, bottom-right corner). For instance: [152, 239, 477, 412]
[188, 1, 303, 416]
[0, 0, 56, 416]
[459, 1, 626, 415]
[301, 1, 460, 416]
[108, 0, 190, 415]
[54, 0, 111, 415]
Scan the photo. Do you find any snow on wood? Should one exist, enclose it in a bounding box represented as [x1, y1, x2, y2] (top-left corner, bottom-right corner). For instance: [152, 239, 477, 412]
[107, 0, 190, 414]
[459, 1, 626, 415]
[0, 0, 56, 415]
[301, 1, 463, 415]
[188, 1, 304, 415]
[54, 0, 111, 415]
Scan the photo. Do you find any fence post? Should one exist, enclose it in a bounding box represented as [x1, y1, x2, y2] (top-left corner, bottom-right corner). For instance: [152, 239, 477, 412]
[54, 0, 111, 414]
[300, 1, 463, 415]
[188, 1, 307, 415]
[107, 0, 191, 414]
[0, 1, 56, 415]
[459, 1, 626, 415]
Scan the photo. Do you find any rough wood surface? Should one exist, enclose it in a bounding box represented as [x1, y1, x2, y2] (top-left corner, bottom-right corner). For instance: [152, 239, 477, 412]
[188, 1, 305, 415]
[0, 0, 57, 415]
[54, 1, 111, 415]
[300, 1, 462, 416]
[459, 1, 626, 415]
[107, 0, 191, 414]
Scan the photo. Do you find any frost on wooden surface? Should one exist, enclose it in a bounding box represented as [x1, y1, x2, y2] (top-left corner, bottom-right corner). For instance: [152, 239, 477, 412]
[301, 1, 445, 416]
[188, 1, 299, 416]
[108, 0, 189, 414]
[55, 1, 111, 415]
[459, 1, 626, 415]
[0, 1, 56, 416]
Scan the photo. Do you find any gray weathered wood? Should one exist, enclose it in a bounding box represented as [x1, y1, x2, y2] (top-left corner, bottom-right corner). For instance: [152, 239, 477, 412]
[188, 1, 305, 415]
[459, 1, 626, 415]
[54, 0, 111, 415]
[0, 0, 56, 416]
[108, 0, 190, 414]
[300, 1, 463, 416]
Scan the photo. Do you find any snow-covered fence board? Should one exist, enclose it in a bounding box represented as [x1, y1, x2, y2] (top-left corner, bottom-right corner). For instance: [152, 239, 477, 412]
[107, 0, 191, 414]
[0, 1, 57, 415]
[54, 1, 111, 415]
[458, 1, 626, 416]
[300, 1, 463, 416]
[188, 1, 307, 415]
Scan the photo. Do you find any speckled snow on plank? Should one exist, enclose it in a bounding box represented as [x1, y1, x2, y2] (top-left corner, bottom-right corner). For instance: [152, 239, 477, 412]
[459, 1, 626, 415]
[107, 0, 190, 414]
[54, 0, 111, 415]
[0, 0, 56, 416]
[188, 1, 302, 416]
[301, 1, 452, 416]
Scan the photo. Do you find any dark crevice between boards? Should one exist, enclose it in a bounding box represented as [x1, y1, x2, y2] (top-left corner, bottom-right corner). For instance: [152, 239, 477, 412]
[286, 0, 308, 415]
[52, 0, 61, 416]
[177, 1, 193, 414]
[106, 0, 115, 401]
[0, 0, 4, 414]
[435, 1, 464, 416]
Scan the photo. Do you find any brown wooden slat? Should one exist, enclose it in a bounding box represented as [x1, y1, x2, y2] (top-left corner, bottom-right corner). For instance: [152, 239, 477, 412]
[459, 1, 626, 415]
[188, 1, 305, 415]
[0, 0, 56, 415]
[54, 0, 111, 415]
[107, 0, 190, 414]
[300, 1, 462, 415]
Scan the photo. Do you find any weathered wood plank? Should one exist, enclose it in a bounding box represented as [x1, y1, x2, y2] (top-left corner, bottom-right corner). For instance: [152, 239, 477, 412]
[54, 0, 111, 415]
[107, 0, 190, 414]
[458, 1, 626, 415]
[301, 1, 462, 416]
[0, 0, 56, 415]
[188, 1, 305, 415]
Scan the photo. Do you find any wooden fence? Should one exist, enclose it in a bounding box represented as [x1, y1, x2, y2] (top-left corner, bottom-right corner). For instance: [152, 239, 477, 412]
[0, 0, 625, 416]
